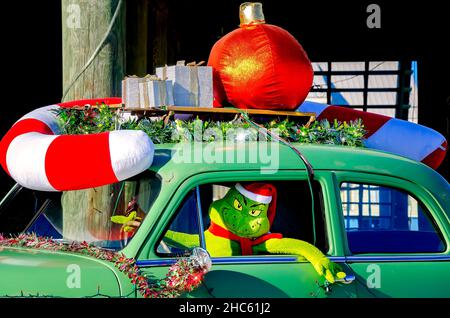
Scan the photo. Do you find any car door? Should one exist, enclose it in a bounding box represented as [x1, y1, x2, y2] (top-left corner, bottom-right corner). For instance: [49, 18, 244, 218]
[137, 170, 357, 298]
[333, 172, 450, 298]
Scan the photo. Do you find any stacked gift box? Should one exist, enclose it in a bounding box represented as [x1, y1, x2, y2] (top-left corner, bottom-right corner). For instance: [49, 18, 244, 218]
[122, 75, 174, 108]
[156, 61, 213, 107]
[122, 61, 213, 109]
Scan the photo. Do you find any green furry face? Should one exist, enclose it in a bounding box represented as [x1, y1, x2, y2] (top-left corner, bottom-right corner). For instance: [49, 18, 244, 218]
[209, 187, 270, 238]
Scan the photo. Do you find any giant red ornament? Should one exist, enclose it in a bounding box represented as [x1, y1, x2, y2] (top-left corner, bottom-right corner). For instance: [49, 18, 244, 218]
[208, 2, 313, 110]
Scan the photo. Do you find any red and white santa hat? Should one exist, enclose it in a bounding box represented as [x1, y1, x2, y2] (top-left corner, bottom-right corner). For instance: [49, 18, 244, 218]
[235, 182, 278, 225]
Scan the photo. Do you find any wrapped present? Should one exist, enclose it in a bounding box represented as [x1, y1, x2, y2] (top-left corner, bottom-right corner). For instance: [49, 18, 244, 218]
[122, 76, 143, 108]
[156, 61, 213, 107]
[139, 75, 174, 108]
[122, 75, 174, 108]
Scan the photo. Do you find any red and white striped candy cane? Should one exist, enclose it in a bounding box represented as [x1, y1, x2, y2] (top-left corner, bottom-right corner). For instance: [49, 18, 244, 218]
[298, 101, 448, 170]
[0, 98, 154, 192]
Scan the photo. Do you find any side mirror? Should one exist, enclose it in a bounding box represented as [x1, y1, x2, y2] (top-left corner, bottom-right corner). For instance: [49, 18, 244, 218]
[190, 247, 212, 273]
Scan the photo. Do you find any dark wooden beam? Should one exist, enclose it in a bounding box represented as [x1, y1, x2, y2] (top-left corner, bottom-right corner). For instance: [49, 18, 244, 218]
[126, 0, 150, 76]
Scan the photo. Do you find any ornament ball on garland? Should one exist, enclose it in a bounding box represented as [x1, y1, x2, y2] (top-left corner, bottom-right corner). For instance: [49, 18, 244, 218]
[208, 2, 313, 110]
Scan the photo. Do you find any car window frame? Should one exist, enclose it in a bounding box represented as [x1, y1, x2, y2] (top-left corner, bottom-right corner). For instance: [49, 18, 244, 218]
[152, 187, 204, 258]
[332, 171, 450, 260]
[136, 170, 343, 268]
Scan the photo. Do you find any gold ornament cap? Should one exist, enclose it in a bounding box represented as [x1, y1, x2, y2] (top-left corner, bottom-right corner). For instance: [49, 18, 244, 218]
[239, 2, 265, 27]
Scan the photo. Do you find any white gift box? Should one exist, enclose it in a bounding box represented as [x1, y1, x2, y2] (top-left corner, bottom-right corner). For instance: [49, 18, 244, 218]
[122, 76, 143, 108]
[156, 61, 213, 107]
[122, 76, 174, 108]
[139, 79, 174, 108]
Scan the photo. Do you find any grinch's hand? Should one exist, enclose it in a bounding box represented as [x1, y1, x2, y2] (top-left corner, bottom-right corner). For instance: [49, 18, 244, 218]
[121, 220, 142, 233]
[111, 211, 142, 233]
[312, 257, 347, 284]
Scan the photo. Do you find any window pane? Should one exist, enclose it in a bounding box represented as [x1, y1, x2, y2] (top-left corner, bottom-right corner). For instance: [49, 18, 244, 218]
[313, 75, 328, 88]
[157, 190, 200, 255]
[331, 75, 364, 89]
[362, 204, 370, 216]
[342, 203, 348, 216]
[371, 204, 380, 217]
[340, 182, 445, 253]
[331, 92, 363, 105]
[367, 93, 397, 106]
[368, 75, 398, 88]
[348, 204, 359, 216]
[370, 190, 379, 203]
[362, 189, 369, 203]
[158, 181, 328, 257]
[369, 61, 399, 70]
[212, 185, 230, 201]
[312, 62, 328, 72]
[332, 62, 365, 71]
[20, 172, 162, 251]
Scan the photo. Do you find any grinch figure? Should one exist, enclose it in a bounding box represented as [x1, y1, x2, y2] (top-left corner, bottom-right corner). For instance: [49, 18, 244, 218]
[164, 182, 347, 283]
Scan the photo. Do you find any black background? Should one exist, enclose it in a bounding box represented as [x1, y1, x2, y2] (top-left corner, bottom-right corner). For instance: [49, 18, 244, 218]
[0, 0, 449, 199]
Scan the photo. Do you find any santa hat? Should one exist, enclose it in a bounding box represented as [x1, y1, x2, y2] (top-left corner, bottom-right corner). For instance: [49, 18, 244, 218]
[235, 183, 278, 225]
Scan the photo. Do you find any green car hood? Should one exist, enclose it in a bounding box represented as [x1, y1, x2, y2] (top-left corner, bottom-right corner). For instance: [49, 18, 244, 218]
[0, 246, 125, 298]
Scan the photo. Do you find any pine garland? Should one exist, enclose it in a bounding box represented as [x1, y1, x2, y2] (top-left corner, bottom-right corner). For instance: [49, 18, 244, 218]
[55, 104, 367, 147]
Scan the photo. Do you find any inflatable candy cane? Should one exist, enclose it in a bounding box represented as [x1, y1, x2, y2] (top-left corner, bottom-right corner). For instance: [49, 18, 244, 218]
[0, 98, 154, 192]
[298, 101, 447, 169]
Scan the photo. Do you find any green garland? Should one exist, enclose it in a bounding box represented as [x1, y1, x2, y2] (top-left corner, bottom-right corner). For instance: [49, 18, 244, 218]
[55, 104, 366, 147]
[0, 233, 209, 298]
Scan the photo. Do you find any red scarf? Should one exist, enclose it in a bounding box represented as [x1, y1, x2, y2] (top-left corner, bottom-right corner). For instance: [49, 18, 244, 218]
[208, 222, 282, 255]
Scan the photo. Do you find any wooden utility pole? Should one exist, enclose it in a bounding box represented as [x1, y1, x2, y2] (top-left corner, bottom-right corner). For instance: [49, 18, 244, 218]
[61, 0, 126, 241]
[62, 0, 125, 100]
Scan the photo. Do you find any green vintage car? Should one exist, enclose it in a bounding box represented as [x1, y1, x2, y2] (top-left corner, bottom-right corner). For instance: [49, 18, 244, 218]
[0, 143, 449, 298]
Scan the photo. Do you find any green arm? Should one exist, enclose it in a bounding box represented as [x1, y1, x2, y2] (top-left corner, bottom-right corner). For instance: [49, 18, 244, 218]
[254, 238, 345, 283]
[163, 230, 200, 249]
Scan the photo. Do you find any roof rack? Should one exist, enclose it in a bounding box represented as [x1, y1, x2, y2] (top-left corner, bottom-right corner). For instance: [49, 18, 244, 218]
[69, 104, 316, 126]
[127, 106, 316, 126]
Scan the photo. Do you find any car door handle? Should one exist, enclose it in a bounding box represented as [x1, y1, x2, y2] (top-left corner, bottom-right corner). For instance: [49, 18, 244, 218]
[335, 274, 355, 284]
[321, 274, 356, 295]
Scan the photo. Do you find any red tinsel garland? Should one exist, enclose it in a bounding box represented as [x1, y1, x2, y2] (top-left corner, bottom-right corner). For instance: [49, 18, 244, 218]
[0, 233, 209, 298]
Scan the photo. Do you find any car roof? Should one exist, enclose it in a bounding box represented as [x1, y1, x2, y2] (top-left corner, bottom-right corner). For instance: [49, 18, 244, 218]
[149, 142, 449, 209]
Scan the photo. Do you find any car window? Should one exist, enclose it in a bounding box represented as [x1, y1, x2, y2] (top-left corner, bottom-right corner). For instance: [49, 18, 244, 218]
[26, 198, 63, 239]
[0, 186, 57, 235]
[157, 189, 201, 256]
[0, 171, 161, 251]
[340, 182, 445, 254]
[157, 180, 328, 257]
[59, 172, 161, 249]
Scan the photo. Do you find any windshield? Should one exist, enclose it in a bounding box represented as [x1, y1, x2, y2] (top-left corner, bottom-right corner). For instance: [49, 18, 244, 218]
[0, 171, 161, 250]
